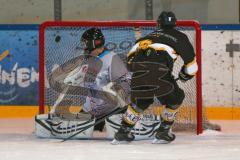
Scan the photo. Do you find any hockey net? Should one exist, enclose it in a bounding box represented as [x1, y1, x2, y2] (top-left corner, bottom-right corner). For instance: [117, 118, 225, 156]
[39, 21, 204, 134]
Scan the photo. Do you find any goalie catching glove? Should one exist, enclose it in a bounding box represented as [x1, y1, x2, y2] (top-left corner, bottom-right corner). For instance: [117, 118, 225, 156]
[178, 66, 194, 82]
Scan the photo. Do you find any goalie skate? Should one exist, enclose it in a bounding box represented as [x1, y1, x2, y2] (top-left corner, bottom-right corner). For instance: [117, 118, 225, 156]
[111, 133, 135, 145]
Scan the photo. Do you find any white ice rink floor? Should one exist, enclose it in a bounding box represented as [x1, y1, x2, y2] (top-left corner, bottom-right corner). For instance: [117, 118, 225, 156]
[0, 119, 240, 160]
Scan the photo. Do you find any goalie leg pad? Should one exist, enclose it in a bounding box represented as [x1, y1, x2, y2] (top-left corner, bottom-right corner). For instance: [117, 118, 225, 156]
[105, 114, 161, 140]
[35, 114, 95, 139]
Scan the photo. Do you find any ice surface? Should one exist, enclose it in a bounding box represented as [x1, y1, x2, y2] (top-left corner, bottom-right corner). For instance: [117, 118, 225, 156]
[1, 131, 240, 160]
[0, 119, 240, 160]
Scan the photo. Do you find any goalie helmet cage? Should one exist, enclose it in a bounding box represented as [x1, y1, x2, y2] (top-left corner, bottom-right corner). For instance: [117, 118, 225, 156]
[39, 20, 202, 135]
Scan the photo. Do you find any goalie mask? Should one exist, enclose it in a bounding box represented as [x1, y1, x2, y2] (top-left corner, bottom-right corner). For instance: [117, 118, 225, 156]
[157, 11, 177, 29]
[80, 27, 105, 52]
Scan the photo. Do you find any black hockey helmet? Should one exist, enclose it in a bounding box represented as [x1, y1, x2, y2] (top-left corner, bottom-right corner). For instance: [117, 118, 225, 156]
[80, 27, 105, 52]
[157, 11, 177, 29]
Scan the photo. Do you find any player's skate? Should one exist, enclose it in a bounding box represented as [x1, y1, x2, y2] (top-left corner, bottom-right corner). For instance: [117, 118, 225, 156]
[111, 124, 135, 145]
[152, 120, 175, 144]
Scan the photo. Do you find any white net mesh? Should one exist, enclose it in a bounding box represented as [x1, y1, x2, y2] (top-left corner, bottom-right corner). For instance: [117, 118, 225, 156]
[41, 23, 200, 133]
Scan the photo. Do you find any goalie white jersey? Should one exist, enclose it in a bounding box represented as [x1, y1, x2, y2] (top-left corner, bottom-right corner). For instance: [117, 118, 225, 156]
[82, 50, 130, 117]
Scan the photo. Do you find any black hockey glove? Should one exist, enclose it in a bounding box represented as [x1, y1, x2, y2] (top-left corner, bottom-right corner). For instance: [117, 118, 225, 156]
[178, 66, 194, 82]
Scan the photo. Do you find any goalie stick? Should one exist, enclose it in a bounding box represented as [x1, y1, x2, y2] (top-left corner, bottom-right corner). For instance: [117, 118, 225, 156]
[61, 81, 128, 142]
[50, 86, 69, 114]
[49, 63, 87, 114]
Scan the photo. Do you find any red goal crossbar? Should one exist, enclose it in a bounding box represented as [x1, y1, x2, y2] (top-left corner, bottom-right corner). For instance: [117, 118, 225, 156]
[39, 20, 202, 134]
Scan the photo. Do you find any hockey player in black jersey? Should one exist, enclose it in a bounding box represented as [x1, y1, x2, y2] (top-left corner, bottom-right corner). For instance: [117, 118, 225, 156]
[112, 11, 198, 144]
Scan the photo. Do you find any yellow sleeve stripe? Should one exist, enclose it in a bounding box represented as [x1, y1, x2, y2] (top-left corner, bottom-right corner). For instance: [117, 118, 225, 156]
[154, 47, 178, 57]
[128, 43, 178, 60]
[127, 43, 139, 57]
[149, 43, 177, 59]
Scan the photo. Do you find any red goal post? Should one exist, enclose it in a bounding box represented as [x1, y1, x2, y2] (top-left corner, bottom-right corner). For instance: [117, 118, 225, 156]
[39, 20, 202, 134]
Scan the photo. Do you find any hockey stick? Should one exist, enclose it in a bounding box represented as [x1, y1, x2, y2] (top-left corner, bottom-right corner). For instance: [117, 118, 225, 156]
[61, 105, 127, 142]
[102, 82, 127, 107]
[61, 81, 128, 142]
[50, 86, 69, 114]
[49, 64, 87, 114]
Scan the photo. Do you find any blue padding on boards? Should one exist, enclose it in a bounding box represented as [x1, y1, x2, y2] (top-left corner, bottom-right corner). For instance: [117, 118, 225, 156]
[0, 24, 39, 30]
[201, 24, 240, 30]
[1, 24, 240, 31]
[0, 28, 39, 105]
